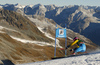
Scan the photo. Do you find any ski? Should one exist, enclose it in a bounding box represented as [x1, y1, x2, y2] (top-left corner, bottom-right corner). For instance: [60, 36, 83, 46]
[52, 53, 89, 59]
[51, 55, 75, 59]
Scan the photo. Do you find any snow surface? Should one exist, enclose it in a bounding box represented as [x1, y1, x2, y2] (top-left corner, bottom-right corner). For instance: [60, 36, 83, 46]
[17, 51, 100, 65]
[10, 27, 62, 48]
[37, 27, 62, 48]
[15, 3, 25, 8]
[0, 31, 5, 33]
[28, 17, 63, 48]
[8, 26, 62, 48]
[10, 36, 55, 47]
[0, 26, 19, 32]
[0, 6, 2, 8]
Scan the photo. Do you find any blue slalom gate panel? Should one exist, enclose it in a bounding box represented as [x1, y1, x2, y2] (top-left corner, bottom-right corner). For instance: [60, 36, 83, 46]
[56, 28, 67, 38]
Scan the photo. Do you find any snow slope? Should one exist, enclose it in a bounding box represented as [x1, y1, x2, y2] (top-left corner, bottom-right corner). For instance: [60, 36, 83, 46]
[17, 51, 100, 65]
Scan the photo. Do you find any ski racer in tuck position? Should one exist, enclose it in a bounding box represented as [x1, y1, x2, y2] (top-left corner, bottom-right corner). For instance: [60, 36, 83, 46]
[62, 37, 86, 55]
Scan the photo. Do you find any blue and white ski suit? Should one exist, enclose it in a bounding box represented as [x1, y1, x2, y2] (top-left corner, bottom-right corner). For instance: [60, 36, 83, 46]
[69, 39, 86, 53]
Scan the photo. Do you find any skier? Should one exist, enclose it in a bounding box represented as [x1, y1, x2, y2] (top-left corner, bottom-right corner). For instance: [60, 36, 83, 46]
[61, 37, 86, 55]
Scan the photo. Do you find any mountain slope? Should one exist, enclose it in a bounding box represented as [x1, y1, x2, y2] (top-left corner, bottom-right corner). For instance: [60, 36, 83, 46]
[0, 32, 65, 64]
[0, 9, 64, 64]
[0, 9, 54, 42]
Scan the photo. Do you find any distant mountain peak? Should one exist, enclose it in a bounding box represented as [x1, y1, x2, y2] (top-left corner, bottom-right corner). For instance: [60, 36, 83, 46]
[15, 3, 21, 6]
[14, 3, 25, 8]
[32, 3, 44, 9]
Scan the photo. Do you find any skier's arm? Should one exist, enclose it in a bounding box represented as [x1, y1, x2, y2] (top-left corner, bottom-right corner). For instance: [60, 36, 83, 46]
[70, 39, 79, 46]
[66, 39, 79, 49]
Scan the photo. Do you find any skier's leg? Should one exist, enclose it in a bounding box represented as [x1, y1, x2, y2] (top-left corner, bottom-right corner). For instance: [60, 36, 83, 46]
[74, 44, 86, 53]
[71, 48, 80, 55]
[74, 47, 82, 53]
[80, 44, 86, 52]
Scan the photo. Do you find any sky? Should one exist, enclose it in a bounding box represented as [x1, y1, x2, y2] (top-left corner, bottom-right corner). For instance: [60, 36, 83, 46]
[0, 0, 100, 6]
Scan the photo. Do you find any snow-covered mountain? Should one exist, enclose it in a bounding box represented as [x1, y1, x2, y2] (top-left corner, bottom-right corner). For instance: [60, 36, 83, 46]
[1, 3, 100, 45]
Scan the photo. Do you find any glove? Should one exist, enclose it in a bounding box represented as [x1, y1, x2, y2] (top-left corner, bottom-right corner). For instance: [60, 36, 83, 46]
[70, 49, 74, 52]
[66, 47, 69, 49]
[66, 45, 70, 49]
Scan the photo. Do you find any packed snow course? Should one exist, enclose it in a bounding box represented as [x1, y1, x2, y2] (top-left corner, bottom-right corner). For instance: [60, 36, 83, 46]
[17, 51, 100, 65]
